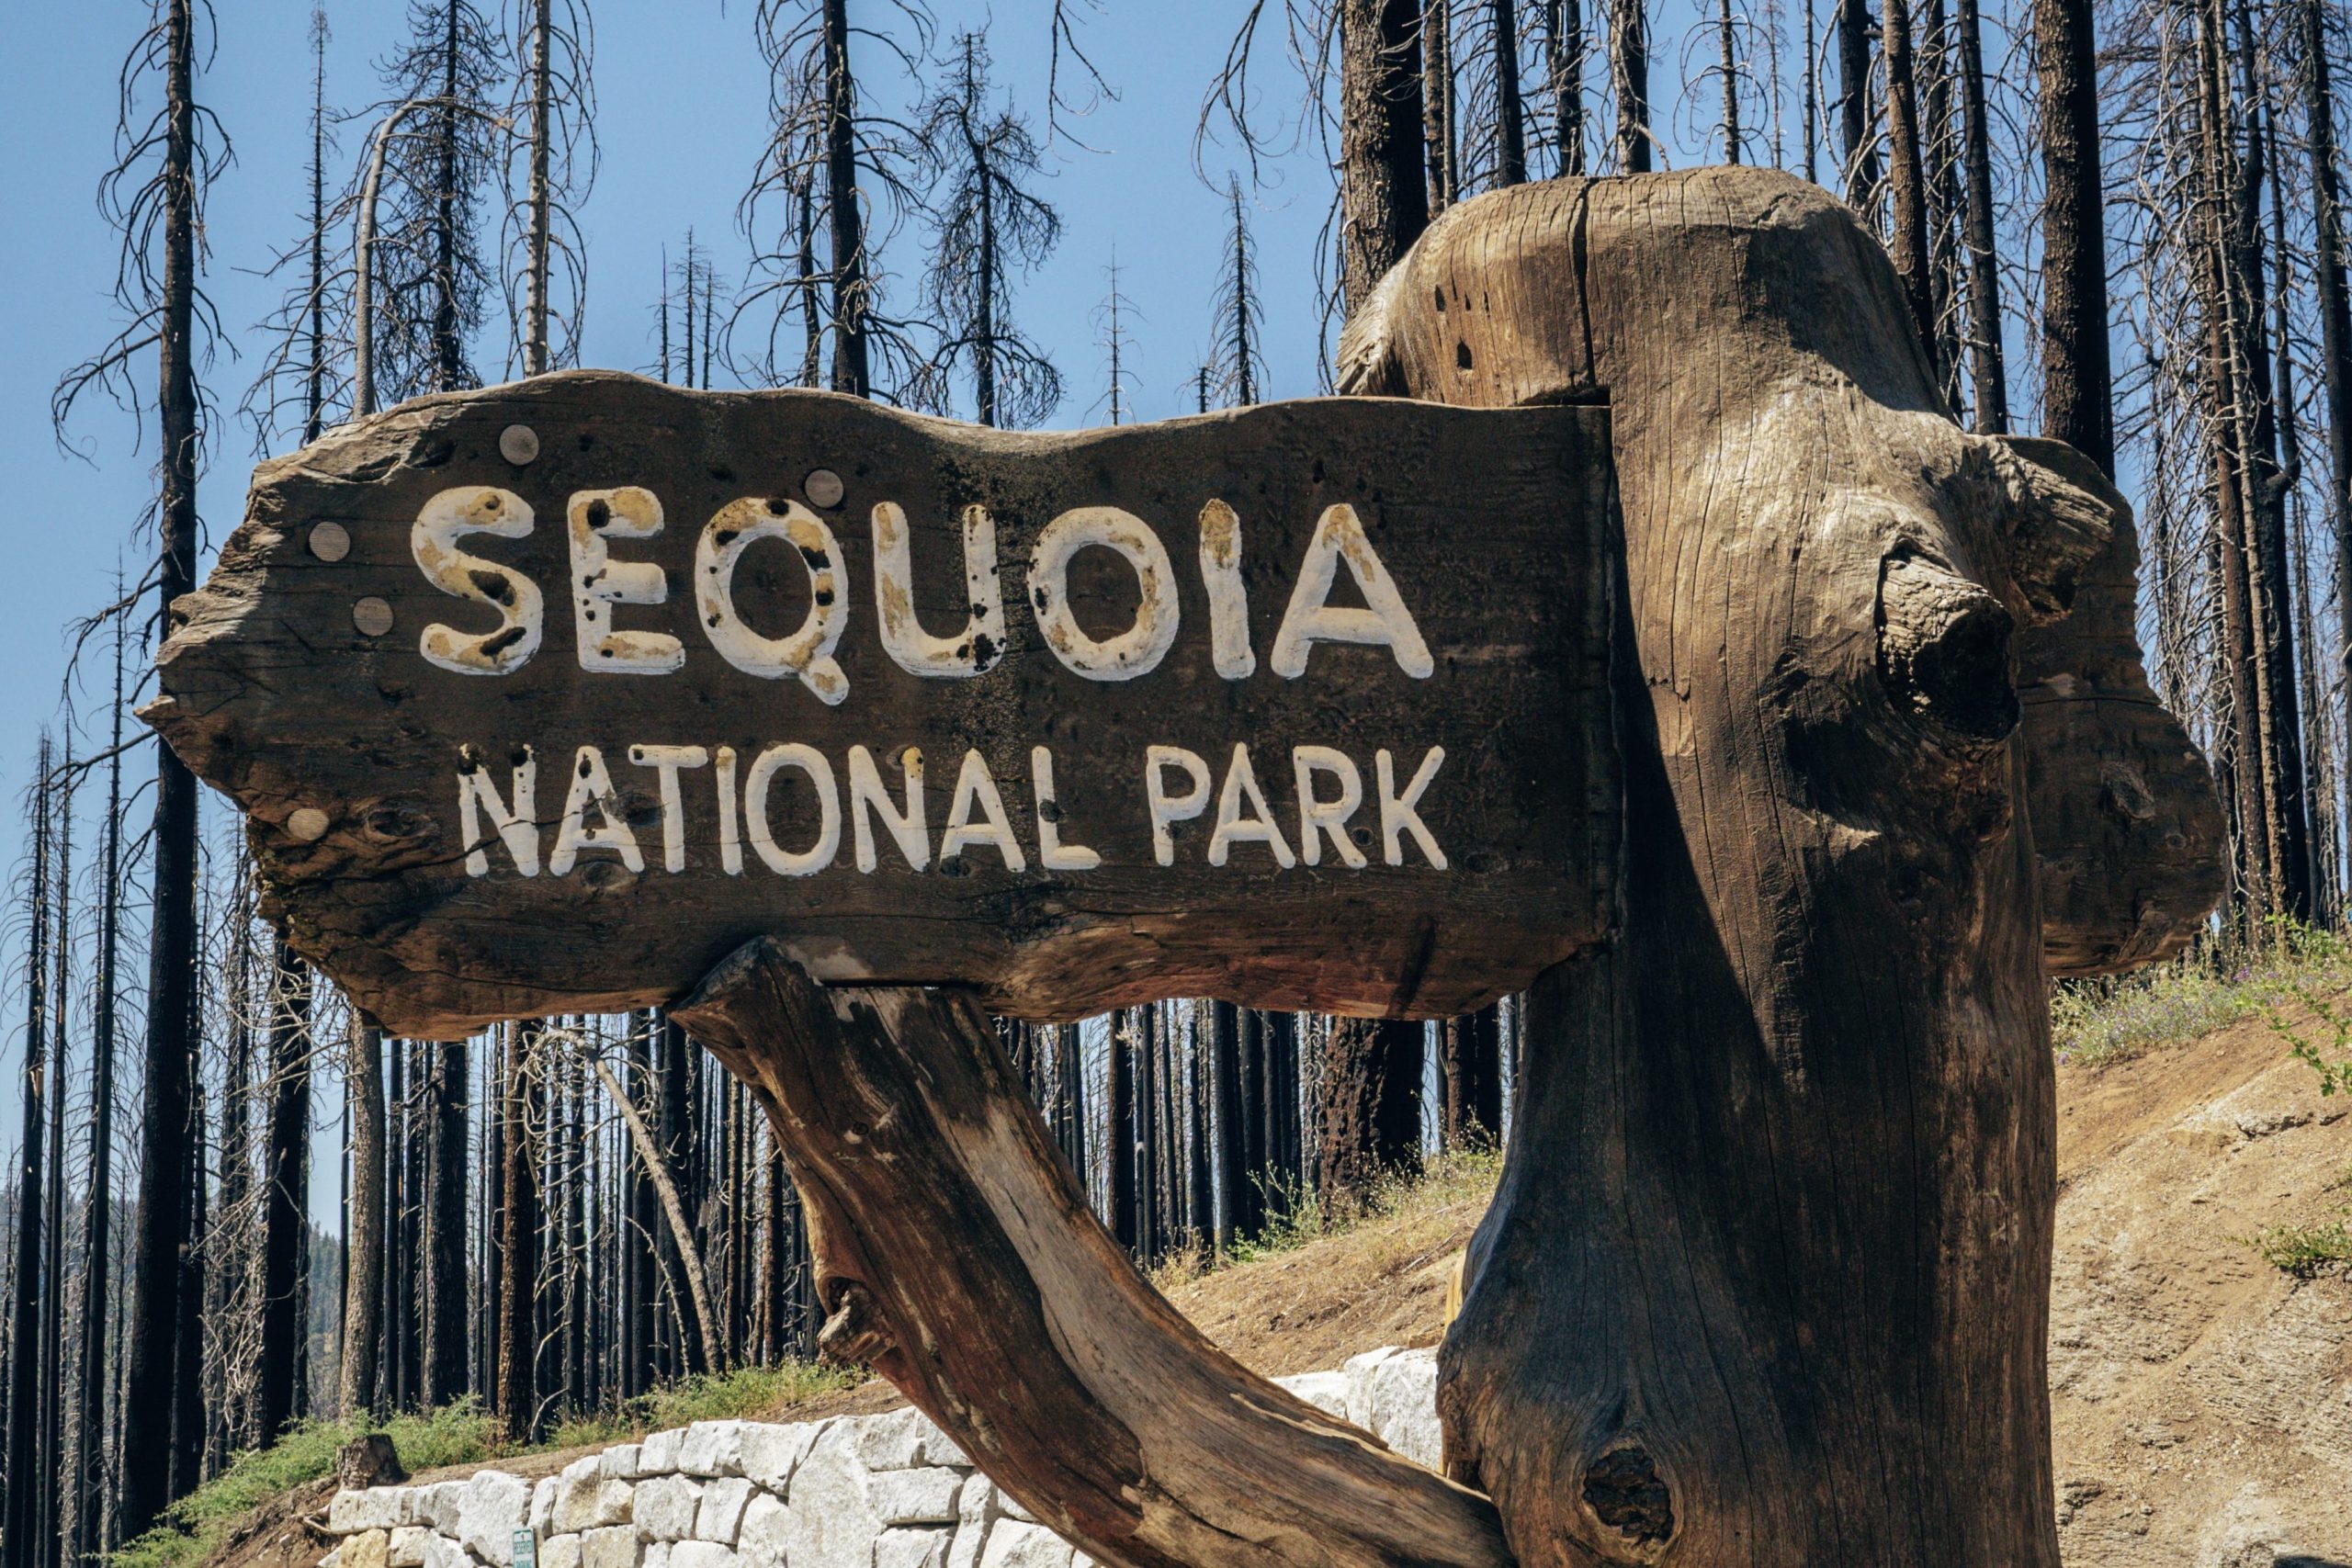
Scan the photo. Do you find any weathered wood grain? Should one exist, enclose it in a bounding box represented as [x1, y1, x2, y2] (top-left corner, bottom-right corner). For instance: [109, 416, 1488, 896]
[1336, 177, 2224, 977]
[145, 376, 1618, 1036]
[674, 937, 1512, 1568]
[1339, 168, 2200, 1565]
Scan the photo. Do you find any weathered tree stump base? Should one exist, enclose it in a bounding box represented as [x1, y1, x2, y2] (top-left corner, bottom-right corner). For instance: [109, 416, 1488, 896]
[674, 938, 1511, 1568]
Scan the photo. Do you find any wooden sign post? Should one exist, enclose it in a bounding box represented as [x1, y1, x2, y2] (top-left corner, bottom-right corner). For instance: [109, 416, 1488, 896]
[151, 382, 1616, 1037]
[148, 166, 2221, 1568]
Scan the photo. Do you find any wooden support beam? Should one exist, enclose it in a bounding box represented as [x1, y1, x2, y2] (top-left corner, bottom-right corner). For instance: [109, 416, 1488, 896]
[673, 937, 1511, 1568]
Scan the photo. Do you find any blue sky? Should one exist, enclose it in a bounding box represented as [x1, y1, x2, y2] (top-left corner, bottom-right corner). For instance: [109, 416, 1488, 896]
[0, 0, 1816, 1212]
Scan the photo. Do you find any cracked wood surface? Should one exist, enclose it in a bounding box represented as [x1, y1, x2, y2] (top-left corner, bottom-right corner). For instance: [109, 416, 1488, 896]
[144, 378, 1617, 1036]
[1338, 167, 2219, 1565]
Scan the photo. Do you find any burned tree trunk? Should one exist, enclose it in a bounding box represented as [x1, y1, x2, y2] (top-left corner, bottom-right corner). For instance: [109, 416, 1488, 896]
[254, 942, 313, 1442]
[1339, 0, 1430, 312]
[1340, 166, 2216, 1564]
[495, 1024, 539, 1440]
[340, 1024, 385, 1420]
[676, 941, 1510, 1568]
[1317, 1019, 1421, 1207]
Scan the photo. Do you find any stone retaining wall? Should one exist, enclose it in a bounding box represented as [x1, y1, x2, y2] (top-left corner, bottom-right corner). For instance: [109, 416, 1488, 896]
[320, 1347, 1441, 1568]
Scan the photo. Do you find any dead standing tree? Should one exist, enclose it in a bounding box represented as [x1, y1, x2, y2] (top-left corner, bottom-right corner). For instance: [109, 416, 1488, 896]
[506, 0, 595, 377]
[49, 0, 229, 1538]
[370, 0, 507, 404]
[908, 32, 1064, 428]
[737, 0, 932, 399]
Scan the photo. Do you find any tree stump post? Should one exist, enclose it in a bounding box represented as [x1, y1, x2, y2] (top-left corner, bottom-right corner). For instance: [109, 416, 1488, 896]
[1340, 167, 2220, 1564]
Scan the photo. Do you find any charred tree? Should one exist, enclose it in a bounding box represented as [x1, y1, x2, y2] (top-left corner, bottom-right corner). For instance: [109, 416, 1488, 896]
[74, 621, 129, 1565]
[1545, 0, 1588, 174]
[496, 1024, 538, 1438]
[253, 946, 311, 1442]
[911, 32, 1064, 427]
[1611, 0, 1653, 171]
[1955, 0, 2006, 430]
[6, 750, 54, 1562]
[1317, 1020, 1422, 1207]
[340, 1024, 385, 1420]
[1883, 0, 1943, 375]
[423, 1041, 469, 1406]
[1427, 0, 1456, 212]
[46, 0, 228, 1530]
[1340, 0, 1430, 313]
[1837, 0, 1881, 202]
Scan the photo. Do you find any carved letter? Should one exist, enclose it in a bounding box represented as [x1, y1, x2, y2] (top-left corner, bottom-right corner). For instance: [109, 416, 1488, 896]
[872, 502, 1007, 677]
[628, 744, 709, 874]
[696, 498, 851, 705]
[940, 750, 1026, 871]
[1198, 499, 1256, 679]
[1272, 504, 1433, 679]
[1028, 507, 1182, 681]
[743, 743, 840, 876]
[549, 745, 644, 875]
[413, 487, 542, 676]
[1145, 745, 1213, 866]
[1209, 743, 1296, 867]
[457, 745, 539, 876]
[1030, 748, 1102, 872]
[569, 488, 684, 674]
[1294, 745, 1368, 868]
[1375, 747, 1447, 869]
[849, 745, 929, 873]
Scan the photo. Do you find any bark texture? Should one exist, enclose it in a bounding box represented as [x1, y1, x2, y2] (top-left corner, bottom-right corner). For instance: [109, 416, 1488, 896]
[674, 938, 1510, 1568]
[1339, 166, 2215, 1564]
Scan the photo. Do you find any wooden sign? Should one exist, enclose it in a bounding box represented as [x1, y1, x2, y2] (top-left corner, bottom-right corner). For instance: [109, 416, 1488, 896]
[145, 371, 1617, 1037]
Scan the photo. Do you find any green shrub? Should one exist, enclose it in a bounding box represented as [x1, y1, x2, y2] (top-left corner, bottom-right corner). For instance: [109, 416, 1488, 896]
[546, 1361, 856, 1452]
[2052, 919, 2352, 1066]
[2243, 1219, 2352, 1280]
[110, 1402, 499, 1568]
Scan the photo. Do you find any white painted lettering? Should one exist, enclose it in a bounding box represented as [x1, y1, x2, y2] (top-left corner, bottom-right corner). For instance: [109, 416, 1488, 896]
[872, 502, 1006, 677]
[1376, 746, 1448, 868]
[715, 744, 743, 874]
[1028, 507, 1181, 681]
[743, 743, 840, 875]
[939, 749, 1026, 871]
[628, 744, 708, 873]
[569, 488, 684, 674]
[458, 746, 539, 876]
[549, 745, 644, 875]
[1029, 747, 1102, 871]
[1209, 743, 1296, 867]
[1293, 745, 1368, 868]
[1271, 504, 1434, 679]
[695, 497, 850, 704]
[1145, 745, 1213, 866]
[1197, 499, 1255, 680]
[414, 488, 543, 676]
[848, 745, 929, 873]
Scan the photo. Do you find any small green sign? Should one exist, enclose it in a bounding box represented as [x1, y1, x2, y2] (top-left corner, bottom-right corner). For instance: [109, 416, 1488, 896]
[512, 1529, 537, 1568]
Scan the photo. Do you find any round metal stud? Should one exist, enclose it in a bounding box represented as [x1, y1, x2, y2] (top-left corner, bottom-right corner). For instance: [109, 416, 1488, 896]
[287, 807, 331, 842]
[499, 423, 541, 465]
[309, 521, 352, 562]
[805, 468, 845, 509]
[353, 596, 395, 637]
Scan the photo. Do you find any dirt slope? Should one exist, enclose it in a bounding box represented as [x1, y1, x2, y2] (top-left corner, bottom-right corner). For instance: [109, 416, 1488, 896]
[2051, 1011, 2352, 1567]
[231, 1021, 2352, 1568]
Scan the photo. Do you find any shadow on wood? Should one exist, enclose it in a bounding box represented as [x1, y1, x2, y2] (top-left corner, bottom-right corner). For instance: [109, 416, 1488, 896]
[1338, 166, 2221, 1565]
[673, 937, 1511, 1568]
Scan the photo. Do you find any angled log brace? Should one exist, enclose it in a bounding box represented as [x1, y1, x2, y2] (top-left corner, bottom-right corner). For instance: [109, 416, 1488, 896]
[674, 938, 1511, 1568]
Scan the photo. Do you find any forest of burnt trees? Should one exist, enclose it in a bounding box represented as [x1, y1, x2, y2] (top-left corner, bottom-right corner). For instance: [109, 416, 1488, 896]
[4, 0, 2349, 1559]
